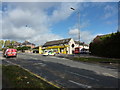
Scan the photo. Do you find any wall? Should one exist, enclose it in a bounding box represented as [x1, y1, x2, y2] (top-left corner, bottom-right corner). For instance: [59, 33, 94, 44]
[67, 39, 76, 54]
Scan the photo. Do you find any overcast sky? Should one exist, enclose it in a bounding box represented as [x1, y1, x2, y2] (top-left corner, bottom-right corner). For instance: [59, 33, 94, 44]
[1, 1, 118, 45]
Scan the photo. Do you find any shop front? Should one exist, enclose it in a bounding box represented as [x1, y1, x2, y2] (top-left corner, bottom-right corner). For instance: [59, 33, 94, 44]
[43, 45, 69, 54]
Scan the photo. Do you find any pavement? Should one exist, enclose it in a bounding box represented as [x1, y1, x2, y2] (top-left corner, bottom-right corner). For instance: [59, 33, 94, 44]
[1, 52, 120, 89]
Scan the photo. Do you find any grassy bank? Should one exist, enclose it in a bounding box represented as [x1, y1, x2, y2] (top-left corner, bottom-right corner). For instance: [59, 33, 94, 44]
[2, 65, 59, 89]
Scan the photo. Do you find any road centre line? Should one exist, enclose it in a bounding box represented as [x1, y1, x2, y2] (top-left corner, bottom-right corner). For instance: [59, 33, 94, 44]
[67, 71, 99, 82]
[69, 80, 92, 88]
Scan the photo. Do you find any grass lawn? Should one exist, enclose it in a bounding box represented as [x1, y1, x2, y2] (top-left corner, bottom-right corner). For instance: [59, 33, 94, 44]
[72, 57, 120, 64]
[2, 65, 59, 89]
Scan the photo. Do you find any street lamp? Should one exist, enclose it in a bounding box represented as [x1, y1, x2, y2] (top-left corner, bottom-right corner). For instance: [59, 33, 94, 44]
[70, 7, 80, 47]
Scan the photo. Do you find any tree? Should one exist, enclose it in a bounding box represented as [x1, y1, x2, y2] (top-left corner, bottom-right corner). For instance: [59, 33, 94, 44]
[4, 40, 11, 47]
[11, 40, 16, 46]
[0, 40, 4, 49]
[16, 46, 31, 52]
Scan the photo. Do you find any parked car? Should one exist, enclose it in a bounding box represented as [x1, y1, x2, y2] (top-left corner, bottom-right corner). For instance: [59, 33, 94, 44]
[80, 48, 90, 54]
[43, 50, 55, 56]
[3, 48, 17, 58]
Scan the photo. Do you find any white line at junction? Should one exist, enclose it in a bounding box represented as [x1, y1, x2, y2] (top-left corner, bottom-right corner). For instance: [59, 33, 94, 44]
[69, 80, 92, 88]
[67, 71, 99, 82]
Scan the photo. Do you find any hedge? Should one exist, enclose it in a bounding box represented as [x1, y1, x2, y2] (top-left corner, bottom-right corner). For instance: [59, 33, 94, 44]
[89, 31, 120, 58]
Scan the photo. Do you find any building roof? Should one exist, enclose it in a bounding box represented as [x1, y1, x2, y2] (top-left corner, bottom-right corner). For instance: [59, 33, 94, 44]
[75, 41, 88, 46]
[14, 41, 21, 45]
[43, 38, 71, 47]
[22, 41, 35, 46]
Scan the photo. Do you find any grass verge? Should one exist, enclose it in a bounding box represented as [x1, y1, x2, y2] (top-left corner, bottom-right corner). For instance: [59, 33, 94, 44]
[71, 57, 120, 64]
[2, 65, 59, 89]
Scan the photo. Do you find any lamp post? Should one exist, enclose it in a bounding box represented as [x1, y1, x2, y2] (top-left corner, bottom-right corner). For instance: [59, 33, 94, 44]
[70, 7, 80, 47]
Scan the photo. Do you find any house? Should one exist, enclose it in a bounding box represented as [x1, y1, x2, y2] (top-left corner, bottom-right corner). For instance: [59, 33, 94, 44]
[22, 41, 35, 48]
[13, 42, 22, 48]
[74, 41, 89, 50]
[42, 38, 77, 54]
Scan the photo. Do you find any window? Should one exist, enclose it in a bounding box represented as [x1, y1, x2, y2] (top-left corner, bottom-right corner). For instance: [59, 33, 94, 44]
[71, 44, 74, 48]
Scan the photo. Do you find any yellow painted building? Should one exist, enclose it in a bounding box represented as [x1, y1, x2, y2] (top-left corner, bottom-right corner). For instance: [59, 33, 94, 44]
[42, 38, 76, 54]
[34, 38, 89, 54]
[39, 46, 43, 54]
[37, 38, 89, 54]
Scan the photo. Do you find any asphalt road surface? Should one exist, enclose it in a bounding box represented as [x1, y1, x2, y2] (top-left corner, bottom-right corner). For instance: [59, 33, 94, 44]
[1, 53, 119, 89]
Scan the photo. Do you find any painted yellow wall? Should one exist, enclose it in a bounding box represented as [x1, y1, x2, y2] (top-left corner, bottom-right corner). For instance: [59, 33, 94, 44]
[42, 45, 69, 54]
[39, 46, 42, 54]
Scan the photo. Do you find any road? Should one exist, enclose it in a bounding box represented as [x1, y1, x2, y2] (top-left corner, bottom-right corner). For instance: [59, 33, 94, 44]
[1, 53, 119, 89]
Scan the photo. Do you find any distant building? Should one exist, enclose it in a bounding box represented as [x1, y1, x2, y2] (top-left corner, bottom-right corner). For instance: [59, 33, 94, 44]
[13, 42, 22, 48]
[22, 41, 35, 48]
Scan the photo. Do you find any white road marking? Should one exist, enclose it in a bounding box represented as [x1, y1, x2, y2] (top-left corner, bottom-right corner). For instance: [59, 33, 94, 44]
[95, 71, 117, 78]
[49, 56, 69, 60]
[67, 71, 99, 81]
[33, 63, 46, 67]
[69, 80, 92, 88]
[5, 60, 20, 66]
[34, 63, 44, 65]
[29, 57, 38, 60]
[102, 73, 116, 78]
[49, 56, 60, 59]
[61, 58, 67, 60]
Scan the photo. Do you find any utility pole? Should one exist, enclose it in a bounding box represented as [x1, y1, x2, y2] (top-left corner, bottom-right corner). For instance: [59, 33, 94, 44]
[78, 11, 80, 47]
[70, 7, 80, 51]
